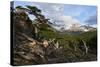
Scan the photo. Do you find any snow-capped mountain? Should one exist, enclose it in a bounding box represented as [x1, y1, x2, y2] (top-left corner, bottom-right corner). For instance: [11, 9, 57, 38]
[79, 25, 96, 32]
[59, 24, 96, 32]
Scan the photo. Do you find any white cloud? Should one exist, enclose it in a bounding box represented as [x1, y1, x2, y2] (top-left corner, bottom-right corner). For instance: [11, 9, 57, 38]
[30, 3, 82, 30]
[55, 15, 81, 29]
[90, 24, 97, 28]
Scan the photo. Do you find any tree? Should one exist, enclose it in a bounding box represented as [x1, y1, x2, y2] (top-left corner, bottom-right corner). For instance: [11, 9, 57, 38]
[26, 6, 44, 22]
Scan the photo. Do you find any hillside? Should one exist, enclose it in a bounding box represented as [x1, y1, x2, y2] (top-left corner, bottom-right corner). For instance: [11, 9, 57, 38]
[11, 5, 97, 66]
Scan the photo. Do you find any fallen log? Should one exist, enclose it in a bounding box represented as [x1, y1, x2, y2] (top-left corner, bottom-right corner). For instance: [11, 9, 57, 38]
[82, 40, 88, 54]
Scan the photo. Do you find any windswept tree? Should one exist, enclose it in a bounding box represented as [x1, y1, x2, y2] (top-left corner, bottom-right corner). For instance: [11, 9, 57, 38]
[25, 6, 52, 24]
[25, 6, 45, 23]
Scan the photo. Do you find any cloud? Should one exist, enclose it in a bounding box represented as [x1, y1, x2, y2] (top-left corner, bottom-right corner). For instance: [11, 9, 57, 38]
[17, 2, 96, 29]
[51, 15, 81, 30]
[57, 15, 81, 29]
[30, 3, 64, 13]
[29, 3, 81, 29]
[85, 14, 97, 25]
[47, 13, 81, 30]
[90, 24, 97, 28]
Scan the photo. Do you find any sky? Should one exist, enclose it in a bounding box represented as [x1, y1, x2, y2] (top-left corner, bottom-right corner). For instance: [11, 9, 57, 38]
[13, 1, 97, 29]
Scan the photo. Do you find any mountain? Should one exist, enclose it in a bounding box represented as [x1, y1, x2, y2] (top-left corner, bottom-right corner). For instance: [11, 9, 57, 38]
[79, 25, 96, 32]
[58, 24, 97, 34]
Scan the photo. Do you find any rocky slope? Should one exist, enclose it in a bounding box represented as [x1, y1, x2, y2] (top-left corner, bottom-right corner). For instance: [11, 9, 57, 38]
[11, 6, 97, 66]
[12, 9, 64, 65]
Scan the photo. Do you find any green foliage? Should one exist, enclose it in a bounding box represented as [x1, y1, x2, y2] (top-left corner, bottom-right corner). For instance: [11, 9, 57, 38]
[16, 6, 23, 9]
[26, 6, 41, 13]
